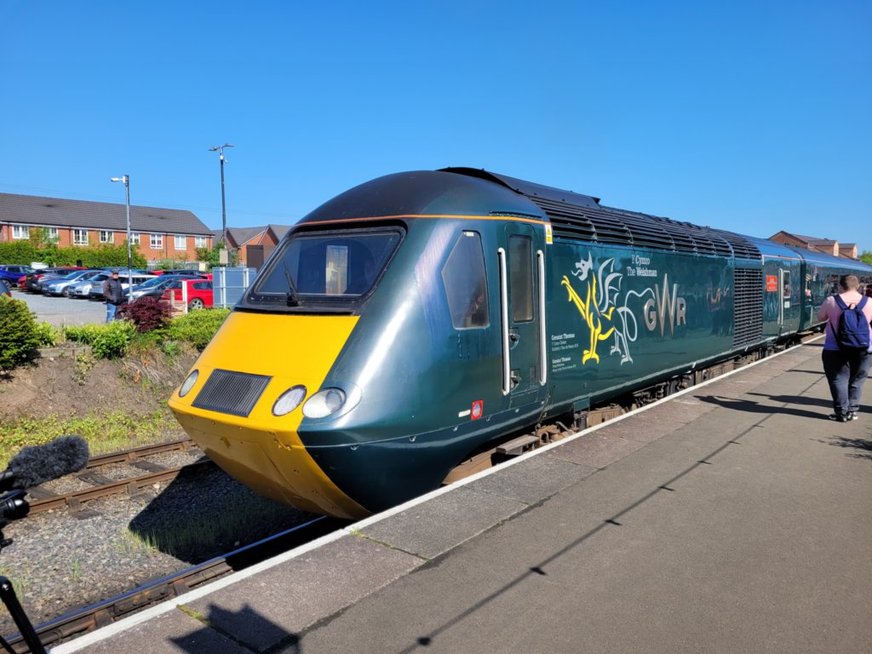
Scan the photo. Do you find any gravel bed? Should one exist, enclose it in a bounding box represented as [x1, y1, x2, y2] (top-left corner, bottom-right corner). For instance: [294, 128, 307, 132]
[0, 464, 314, 638]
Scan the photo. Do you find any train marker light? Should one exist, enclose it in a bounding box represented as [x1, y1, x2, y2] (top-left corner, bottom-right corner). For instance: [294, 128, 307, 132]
[179, 370, 199, 397]
[273, 385, 307, 416]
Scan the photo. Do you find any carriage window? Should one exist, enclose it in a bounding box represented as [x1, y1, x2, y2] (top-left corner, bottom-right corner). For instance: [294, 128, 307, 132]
[442, 232, 489, 329]
[509, 235, 533, 322]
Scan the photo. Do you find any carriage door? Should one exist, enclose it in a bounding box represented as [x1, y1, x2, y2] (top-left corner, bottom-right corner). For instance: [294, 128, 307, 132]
[497, 224, 547, 407]
[778, 268, 790, 331]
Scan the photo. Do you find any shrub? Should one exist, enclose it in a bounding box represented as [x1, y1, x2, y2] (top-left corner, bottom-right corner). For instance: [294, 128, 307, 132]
[34, 321, 61, 347]
[0, 297, 41, 371]
[117, 297, 172, 333]
[167, 308, 230, 350]
[65, 320, 137, 359]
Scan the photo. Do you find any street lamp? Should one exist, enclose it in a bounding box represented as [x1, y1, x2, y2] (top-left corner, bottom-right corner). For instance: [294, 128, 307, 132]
[209, 143, 234, 262]
[110, 174, 132, 301]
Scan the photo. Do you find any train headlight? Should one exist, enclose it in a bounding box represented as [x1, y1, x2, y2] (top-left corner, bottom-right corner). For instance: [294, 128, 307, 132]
[179, 370, 199, 397]
[273, 385, 307, 416]
[303, 385, 361, 419]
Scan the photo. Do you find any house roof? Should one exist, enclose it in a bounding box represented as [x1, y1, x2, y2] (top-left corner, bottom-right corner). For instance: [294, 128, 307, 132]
[0, 192, 212, 236]
[266, 224, 291, 240]
[216, 224, 293, 248]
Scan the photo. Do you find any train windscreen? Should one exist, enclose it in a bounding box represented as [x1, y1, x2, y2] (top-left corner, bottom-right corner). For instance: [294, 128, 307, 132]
[244, 227, 403, 310]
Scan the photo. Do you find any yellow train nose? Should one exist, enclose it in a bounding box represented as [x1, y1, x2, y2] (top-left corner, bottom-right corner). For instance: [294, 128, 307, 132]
[169, 311, 370, 519]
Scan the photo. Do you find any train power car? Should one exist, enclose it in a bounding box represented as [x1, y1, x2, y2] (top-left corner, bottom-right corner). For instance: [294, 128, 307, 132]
[168, 168, 872, 519]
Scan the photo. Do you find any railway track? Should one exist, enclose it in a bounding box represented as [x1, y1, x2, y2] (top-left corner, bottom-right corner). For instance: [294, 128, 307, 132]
[25, 438, 209, 516]
[4, 516, 346, 653]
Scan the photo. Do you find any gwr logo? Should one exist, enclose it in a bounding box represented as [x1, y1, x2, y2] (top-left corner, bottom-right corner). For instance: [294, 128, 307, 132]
[643, 274, 687, 336]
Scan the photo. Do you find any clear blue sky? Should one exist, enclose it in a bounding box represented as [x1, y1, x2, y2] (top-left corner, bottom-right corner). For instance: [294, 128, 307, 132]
[2, 1, 870, 252]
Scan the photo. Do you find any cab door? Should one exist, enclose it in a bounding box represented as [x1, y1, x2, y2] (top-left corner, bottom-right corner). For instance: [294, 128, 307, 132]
[497, 223, 547, 408]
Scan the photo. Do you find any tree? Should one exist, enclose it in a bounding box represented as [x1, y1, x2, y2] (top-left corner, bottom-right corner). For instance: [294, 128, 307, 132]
[860, 251, 872, 265]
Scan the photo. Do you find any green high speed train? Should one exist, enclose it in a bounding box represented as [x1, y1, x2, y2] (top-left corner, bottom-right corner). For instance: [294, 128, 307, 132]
[169, 168, 872, 519]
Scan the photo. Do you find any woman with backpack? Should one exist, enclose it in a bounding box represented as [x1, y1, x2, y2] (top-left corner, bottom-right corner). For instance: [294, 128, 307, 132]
[817, 274, 872, 422]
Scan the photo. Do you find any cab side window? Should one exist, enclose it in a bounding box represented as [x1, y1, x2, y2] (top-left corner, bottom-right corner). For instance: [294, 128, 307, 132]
[442, 232, 489, 330]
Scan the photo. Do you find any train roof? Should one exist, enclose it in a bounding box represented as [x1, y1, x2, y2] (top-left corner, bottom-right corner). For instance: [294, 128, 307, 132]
[300, 167, 772, 261]
[299, 170, 547, 224]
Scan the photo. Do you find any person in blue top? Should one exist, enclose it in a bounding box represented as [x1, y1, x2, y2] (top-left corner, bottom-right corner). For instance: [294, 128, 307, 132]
[817, 275, 872, 422]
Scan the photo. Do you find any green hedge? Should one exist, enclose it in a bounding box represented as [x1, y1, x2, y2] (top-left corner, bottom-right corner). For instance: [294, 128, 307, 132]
[0, 242, 146, 268]
[167, 308, 231, 350]
[65, 320, 137, 359]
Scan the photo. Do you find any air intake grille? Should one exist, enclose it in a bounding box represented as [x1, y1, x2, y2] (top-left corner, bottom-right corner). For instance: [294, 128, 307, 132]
[528, 197, 762, 260]
[193, 369, 272, 417]
[733, 268, 763, 348]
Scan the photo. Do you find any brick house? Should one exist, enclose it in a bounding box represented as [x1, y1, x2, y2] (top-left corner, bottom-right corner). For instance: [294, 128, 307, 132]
[0, 192, 213, 264]
[769, 231, 858, 260]
[217, 223, 291, 269]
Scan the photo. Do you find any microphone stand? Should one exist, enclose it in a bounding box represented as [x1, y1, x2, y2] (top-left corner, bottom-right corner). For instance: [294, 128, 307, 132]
[0, 490, 46, 654]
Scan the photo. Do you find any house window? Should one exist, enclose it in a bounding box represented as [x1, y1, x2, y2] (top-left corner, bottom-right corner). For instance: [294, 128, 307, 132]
[100, 230, 113, 243]
[73, 229, 89, 245]
[12, 225, 29, 240]
[129, 232, 140, 244]
[46, 227, 59, 241]
[174, 235, 187, 250]
[150, 234, 163, 249]
[195, 236, 207, 249]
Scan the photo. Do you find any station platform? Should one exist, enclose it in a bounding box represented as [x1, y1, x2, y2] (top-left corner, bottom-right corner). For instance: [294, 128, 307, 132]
[56, 340, 872, 653]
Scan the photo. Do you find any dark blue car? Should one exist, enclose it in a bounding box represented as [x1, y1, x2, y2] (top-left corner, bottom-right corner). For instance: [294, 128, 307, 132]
[0, 265, 34, 286]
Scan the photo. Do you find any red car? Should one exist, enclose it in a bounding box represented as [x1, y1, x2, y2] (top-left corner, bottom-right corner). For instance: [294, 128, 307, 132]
[160, 278, 213, 310]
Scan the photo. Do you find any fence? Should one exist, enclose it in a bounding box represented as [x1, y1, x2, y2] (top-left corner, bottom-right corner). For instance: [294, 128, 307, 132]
[212, 266, 257, 309]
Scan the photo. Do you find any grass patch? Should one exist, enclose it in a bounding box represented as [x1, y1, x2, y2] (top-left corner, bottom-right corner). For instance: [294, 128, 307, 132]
[0, 410, 173, 466]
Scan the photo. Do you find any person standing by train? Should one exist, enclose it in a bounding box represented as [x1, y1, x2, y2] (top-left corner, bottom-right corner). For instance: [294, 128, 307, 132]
[102, 270, 125, 322]
[817, 274, 872, 422]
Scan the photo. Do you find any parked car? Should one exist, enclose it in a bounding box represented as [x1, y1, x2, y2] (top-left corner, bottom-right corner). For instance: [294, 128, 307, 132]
[125, 274, 201, 301]
[43, 269, 106, 297]
[0, 265, 34, 284]
[152, 268, 208, 277]
[23, 267, 84, 293]
[160, 278, 213, 310]
[88, 273, 157, 300]
[67, 272, 110, 299]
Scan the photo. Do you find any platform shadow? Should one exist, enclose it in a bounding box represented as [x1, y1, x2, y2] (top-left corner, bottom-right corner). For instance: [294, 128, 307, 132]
[170, 603, 300, 653]
[696, 395, 824, 420]
[822, 436, 872, 461]
[745, 392, 831, 409]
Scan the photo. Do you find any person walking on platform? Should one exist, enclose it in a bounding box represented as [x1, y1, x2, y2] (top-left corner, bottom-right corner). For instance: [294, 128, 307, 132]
[818, 274, 872, 422]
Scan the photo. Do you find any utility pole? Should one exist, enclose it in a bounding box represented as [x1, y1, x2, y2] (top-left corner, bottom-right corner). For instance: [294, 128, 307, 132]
[110, 174, 132, 301]
[209, 143, 234, 264]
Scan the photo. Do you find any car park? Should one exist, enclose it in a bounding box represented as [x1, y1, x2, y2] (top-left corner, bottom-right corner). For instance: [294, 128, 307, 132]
[0, 264, 34, 284]
[23, 267, 84, 293]
[160, 278, 213, 310]
[88, 273, 157, 300]
[125, 274, 201, 301]
[43, 269, 106, 297]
